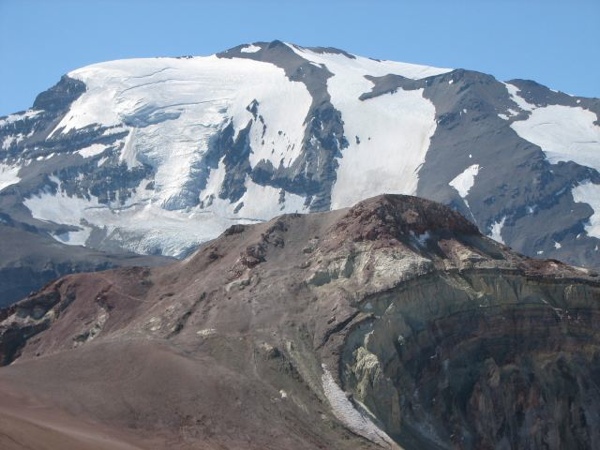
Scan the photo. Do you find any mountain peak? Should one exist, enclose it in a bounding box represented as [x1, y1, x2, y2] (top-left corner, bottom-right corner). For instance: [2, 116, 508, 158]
[0, 40, 599, 307]
[336, 194, 479, 242]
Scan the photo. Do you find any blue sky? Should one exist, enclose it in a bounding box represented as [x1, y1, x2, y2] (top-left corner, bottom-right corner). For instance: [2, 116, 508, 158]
[1, 0, 598, 116]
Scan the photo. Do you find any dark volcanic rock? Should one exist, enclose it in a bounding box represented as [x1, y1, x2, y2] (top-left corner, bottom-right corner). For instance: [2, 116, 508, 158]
[0, 195, 599, 450]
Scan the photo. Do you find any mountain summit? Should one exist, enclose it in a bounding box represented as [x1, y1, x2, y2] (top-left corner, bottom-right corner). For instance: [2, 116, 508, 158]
[0, 40, 599, 304]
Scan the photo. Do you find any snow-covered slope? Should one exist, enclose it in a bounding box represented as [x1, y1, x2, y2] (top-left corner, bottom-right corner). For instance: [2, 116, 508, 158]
[1, 41, 453, 258]
[22, 54, 317, 256]
[1, 40, 600, 274]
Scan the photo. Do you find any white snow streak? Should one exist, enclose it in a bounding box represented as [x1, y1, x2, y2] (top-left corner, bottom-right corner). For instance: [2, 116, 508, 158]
[0, 164, 21, 191]
[449, 164, 480, 198]
[321, 365, 396, 448]
[0, 110, 42, 127]
[240, 44, 261, 53]
[504, 83, 534, 112]
[77, 143, 109, 158]
[489, 217, 506, 244]
[572, 181, 600, 239]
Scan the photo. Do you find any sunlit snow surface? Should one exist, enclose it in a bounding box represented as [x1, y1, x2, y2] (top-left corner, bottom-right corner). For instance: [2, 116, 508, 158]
[240, 44, 261, 53]
[505, 83, 600, 239]
[76, 143, 109, 158]
[290, 46, 450, 209]
[510, 103, 600, 168]
[29, 53, 314, 254]
[51, 55, 312, 212]
[0, 163, 21, 191]
[572, 181, 600, 239]
[24, 177, 246, 256]
[489, 216, 506, 245]
[24, 44, 452, 256]
[449, 164, 480, 199]
[0, 110, 42, 127]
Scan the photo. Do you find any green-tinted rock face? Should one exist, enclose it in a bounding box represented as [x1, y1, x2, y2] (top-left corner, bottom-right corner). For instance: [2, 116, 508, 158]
[342, 271, 600, 449]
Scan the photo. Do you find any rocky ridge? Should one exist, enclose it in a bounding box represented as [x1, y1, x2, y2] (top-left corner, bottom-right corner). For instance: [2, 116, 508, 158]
[0, 194, 599, 449]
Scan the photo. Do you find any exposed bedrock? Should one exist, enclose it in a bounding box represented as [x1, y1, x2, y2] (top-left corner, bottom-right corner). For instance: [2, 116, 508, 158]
[342, 271, 600, 449]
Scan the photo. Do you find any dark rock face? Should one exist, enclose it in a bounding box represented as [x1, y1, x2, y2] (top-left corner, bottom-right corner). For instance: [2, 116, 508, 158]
[342, 272, 600, 449]
[0, 195, 598, 449]
[32, 75, 87, 112]
[0, 224, 170, 308]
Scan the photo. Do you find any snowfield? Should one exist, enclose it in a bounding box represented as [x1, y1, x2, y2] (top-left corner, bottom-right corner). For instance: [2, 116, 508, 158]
[53, 54, 312, 213]
[23, 43, 454, 256]
[290, 46, 450, 209]
[511, 104, 600, 169]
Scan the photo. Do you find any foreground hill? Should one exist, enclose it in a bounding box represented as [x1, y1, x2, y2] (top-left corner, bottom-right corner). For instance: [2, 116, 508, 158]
[0, 195, 598, 449]
[0, 40, 599, 304]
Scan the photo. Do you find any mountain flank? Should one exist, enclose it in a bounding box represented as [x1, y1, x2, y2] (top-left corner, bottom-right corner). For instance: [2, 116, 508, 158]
[0, 194, 598, 449]
[1, 40, 599, 306]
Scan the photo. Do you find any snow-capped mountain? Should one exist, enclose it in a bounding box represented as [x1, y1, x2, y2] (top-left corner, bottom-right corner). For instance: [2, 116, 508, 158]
[1, 40, 599, 302]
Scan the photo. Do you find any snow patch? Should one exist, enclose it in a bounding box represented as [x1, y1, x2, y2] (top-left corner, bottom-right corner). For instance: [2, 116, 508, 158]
[489, 216, 506, 244]
[449, 164, 480, 198]
[505, 83, 534, 112]
[240, 44, 261, 53]
[412, 231, 431, 248]
[24, 170, 306, 257]
[292, 45, 451, 80]
[201, 168, 307, 222]
[54, 228, 92, 246]
[196, 328, 216, 337]
[321, 365, 396, 448]
[572, 181, 600, 238]
[330, 86, 437, 208]
[498, 108, 521, 121]
[511, 105, 600, 169]
[0, 109, 42, 127]
[237, 177, 306, 219]
[0, 164, 21, 191]
[24, 181, 99, 247]
[77, 143, 109, 158]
